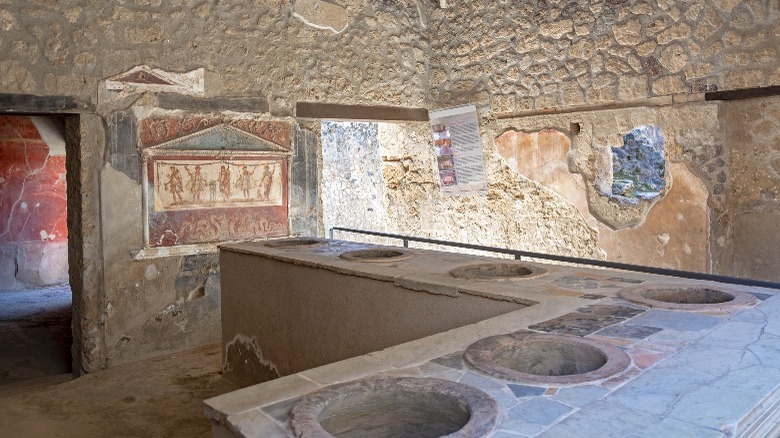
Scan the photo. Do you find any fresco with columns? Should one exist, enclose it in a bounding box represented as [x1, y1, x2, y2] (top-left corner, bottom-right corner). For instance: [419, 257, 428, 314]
[141, 119, 292, 247]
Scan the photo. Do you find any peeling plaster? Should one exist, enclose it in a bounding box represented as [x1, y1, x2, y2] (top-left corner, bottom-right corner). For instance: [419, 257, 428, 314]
[144, 264, 159, 280]
[293, 0, 350, 33]
[223, 334, 281, 388]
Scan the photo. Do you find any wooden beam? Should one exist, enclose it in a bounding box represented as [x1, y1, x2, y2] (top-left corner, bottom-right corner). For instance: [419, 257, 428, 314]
[0, 93, 93, 113]
[296, 101, 429, 122]
[157, 94, 269, 113]
[705, 85, 780, 101]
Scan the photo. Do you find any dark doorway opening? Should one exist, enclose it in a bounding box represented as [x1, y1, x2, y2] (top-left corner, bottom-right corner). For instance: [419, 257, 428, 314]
[0, 115, 73, 387]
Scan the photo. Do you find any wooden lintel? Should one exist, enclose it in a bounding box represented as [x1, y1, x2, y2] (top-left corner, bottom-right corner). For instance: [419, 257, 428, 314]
[296, 102, 429, 122]
[0, 93, 93, 113]
[705, 85, 780, 102]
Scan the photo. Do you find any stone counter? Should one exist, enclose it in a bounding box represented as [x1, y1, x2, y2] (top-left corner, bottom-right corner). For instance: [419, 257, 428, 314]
[207, 238, 780, 437]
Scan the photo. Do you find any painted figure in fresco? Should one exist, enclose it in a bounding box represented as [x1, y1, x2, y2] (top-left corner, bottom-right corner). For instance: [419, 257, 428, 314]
[235, 165, 255, 199]
[208, 180, 218, 201]
[258, 164, 275, 201]
[185, 165, 207, 202]
[163, 166, 184, 204]
[218, 165, 232, 200]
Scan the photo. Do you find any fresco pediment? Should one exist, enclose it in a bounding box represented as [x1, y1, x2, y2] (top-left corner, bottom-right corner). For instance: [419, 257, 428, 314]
[146, 124, 291, 154]
[105, 65, 204, 96]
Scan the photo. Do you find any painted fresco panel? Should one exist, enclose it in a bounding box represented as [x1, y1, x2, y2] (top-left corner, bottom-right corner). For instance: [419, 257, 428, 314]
[141, 119, 292, 248]
[146, 153, 288, 247]
[153, 159, 284, 210]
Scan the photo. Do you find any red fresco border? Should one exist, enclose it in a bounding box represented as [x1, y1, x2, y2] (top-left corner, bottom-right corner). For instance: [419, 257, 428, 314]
[139, 116, 292, 149]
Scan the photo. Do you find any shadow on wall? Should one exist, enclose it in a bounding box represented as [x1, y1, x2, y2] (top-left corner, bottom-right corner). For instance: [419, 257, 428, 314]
[0, 116, 69, 289]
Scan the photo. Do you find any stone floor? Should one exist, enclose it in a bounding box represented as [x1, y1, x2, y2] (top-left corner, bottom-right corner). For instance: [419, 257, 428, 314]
[0, 285, 72, 385]
[0, 343, 237, 437]
[0, 285, 237, 437]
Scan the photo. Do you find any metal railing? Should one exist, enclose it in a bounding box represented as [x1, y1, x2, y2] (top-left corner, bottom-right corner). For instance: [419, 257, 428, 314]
[329, 227, 780, 290]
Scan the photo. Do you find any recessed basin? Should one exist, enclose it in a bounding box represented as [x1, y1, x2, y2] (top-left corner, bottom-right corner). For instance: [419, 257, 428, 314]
[339, 248, 414, 262]
[450, 263, 547, 280]
[464, 331, 630, 385]
[290, 377, 498, 438]
[618, 283, 757, 312]
[264, 238, 322, 248]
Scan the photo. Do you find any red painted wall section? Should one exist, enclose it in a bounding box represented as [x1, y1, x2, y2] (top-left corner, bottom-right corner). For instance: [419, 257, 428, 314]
[0, 116, 68, 289]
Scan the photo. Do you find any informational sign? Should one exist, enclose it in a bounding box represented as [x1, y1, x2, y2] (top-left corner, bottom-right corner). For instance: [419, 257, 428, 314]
[429, 104, 488, 196]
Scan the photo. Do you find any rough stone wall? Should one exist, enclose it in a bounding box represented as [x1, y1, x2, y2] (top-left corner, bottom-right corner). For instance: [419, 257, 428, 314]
[0, 116, 69, 289]
[9, 0, 776, 117]
[715, 96, 780, 281]
[428, 0, 779, 114]
[2, 0, 778, 372]
[0, 1, 431, 114]
[378, 122, 603, 258]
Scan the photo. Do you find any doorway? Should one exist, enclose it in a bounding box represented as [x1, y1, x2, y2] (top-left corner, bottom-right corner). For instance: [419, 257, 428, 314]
[0, 115, 73, 386]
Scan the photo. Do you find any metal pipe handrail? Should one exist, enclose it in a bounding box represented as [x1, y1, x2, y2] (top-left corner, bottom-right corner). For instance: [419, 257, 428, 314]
[329, 227, 780, 290]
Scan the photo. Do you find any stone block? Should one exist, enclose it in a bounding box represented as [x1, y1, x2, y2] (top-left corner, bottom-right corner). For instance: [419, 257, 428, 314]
[656, 23, 692, 45]
[431, 350, 465, 370]
[612, 19, 642, 46]
[652, 75, 686, 95]
[595, 324, 663, 340]
[507, 384, 546, 398]
[618, 75, 648, 101]
[553, 385, 609, 407]
[626, 310, 721, 332]
[641, 56, 663, 76]
[508, 397, 572, 425]
[658, 43, 689, 73]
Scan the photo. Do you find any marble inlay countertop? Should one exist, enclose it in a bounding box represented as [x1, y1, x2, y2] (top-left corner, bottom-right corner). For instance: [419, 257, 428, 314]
[208, 239, 780, 437]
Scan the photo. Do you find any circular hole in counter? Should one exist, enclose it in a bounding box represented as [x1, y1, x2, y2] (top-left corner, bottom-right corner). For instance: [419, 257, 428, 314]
[449, 263, 547, 280]
[464, 332, 630, 386]
[642, 288, 732, 304]
[618, 284, 757, 311]
[290, 377, 498, 438]
[264, 238, 323, 248]
[339, 249, 414, 263]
